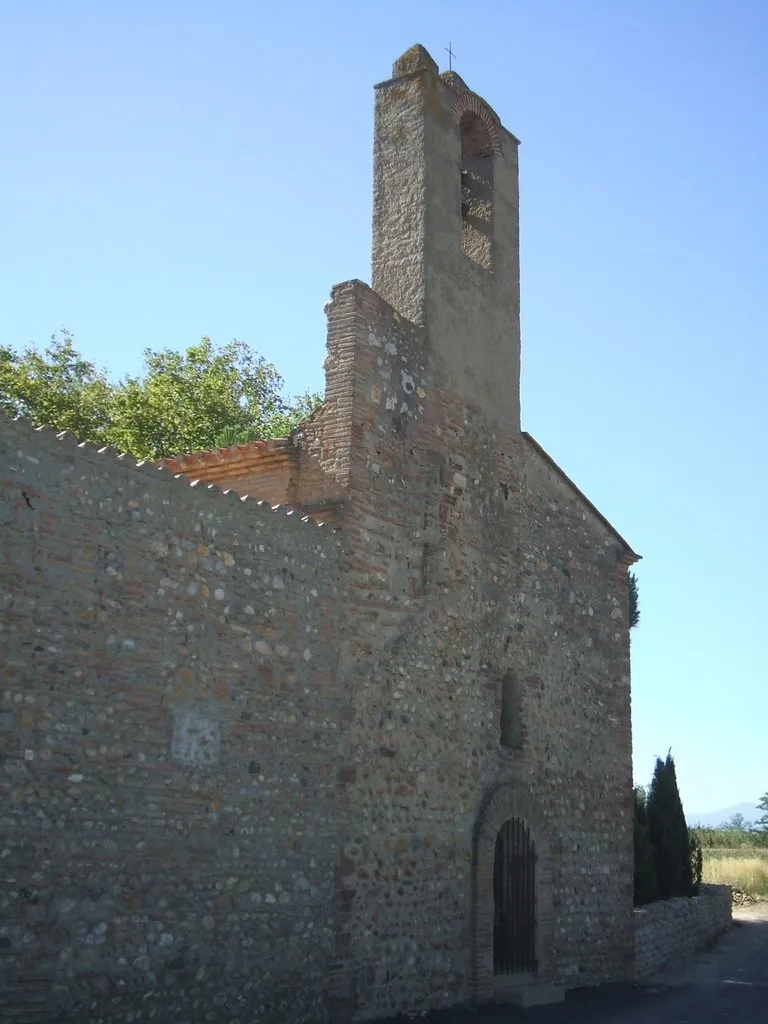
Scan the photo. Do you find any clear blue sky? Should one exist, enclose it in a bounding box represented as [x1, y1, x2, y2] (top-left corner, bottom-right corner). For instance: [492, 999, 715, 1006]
[2, 1, 766, 817]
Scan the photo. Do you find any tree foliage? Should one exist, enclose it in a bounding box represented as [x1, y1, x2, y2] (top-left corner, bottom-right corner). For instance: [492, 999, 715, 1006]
[689, 830, 703, 894]
[725, 813, 751, 833]
[0, 331, 113, 441]
[756, 792, 768, 834]
[692, 821, 768, 850]
[646, 752, 696, 900]
[628, 571, 640, 630]
[633, 786, 658, 905]
[0, 332, 321, 460]
[635, 755, 707, 905]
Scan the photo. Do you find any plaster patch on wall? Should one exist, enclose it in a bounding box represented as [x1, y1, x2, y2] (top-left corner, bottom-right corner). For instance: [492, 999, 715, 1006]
[171, 708, 221, 767]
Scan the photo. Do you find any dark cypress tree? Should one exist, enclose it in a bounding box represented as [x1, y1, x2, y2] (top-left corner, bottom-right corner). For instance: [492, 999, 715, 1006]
[633, 786, 658, 905]
[689, 830, 703, 895]
[647, 753, 694, 899]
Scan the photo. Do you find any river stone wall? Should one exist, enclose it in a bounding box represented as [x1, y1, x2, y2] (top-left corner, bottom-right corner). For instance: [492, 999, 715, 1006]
[634, 884, 733, 979]
[0, 415, 346, 1023]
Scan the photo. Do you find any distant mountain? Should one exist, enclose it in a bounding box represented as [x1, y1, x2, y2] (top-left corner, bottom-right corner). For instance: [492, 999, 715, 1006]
[686, 801, 762, 828]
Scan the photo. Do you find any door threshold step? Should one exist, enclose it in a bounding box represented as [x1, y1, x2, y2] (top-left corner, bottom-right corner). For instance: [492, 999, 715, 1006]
[494, 984, 565, 1007]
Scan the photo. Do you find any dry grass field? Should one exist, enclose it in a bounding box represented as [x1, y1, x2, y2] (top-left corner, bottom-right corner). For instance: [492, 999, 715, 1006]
[702, 848, 768, 897]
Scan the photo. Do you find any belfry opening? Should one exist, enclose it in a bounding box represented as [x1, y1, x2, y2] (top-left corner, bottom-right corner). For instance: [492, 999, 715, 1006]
[460, 111, 494, 268]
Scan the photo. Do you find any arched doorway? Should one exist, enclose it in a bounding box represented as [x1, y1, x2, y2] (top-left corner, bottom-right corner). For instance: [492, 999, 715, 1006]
[471, 783, 554, 1002]
[493, 817, 536, 978]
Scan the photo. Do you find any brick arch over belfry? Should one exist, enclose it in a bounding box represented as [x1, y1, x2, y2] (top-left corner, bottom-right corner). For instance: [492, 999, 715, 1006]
[471, 782, 555, 1000]
[450, 92, 503, 156]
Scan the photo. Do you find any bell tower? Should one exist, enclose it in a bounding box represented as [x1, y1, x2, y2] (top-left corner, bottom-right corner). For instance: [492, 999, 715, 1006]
[371, 44, 522, 431]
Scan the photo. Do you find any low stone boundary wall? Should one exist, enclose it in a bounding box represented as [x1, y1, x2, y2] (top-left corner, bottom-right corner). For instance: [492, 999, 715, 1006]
[634, 884, 732, 979]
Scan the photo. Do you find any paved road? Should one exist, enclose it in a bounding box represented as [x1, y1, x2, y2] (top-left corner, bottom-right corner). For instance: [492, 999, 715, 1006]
[385, 905, 768, 1024]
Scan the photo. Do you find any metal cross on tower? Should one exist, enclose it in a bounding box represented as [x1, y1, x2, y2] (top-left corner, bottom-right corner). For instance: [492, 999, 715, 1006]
[445, 42, 456, 71]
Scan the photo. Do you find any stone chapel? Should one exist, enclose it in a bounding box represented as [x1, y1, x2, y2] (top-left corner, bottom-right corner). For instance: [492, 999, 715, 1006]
[1, 44, 639, 1023]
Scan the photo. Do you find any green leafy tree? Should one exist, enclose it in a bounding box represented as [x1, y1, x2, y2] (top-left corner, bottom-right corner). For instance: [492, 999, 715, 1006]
[756, 793, 768, 833]
[692, 824, 763, 851]
[628, 571, 640, 630]
[633, 786, 658, 905]
[0, 332, 113, 440]
[725, 813, 751, 833]
[646, 752, 695, 899]
[0, 333, 321, 460]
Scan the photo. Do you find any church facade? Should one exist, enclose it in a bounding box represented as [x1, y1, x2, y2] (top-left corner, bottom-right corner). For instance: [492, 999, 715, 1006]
[1, 45, 638, 1022]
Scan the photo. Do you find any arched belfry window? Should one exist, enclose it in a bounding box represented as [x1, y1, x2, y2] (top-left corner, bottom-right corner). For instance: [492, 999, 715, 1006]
[500, 670, 522, 749]
[460, 112, 494, 269]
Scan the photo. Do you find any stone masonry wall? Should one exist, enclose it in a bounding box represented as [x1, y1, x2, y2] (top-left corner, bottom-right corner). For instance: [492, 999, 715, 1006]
[318, 281, 636, 1019]
[0, 415, 346, 1023]
[511, 442, 636, 987]
[1, 43, 638, 1024]
[634, 885, 733, 979]
[0, 282, 636, 1024]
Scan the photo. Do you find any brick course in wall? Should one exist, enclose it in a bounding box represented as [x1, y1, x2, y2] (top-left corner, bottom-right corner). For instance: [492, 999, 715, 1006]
[1, 43, 641, 1024]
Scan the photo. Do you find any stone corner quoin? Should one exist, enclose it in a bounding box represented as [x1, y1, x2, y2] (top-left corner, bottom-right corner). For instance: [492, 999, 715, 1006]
[0, 40, 640, 1024]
